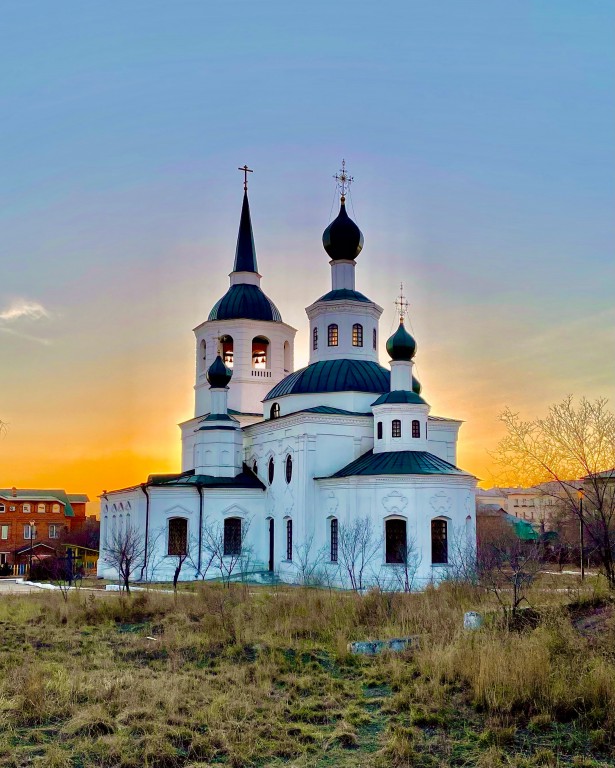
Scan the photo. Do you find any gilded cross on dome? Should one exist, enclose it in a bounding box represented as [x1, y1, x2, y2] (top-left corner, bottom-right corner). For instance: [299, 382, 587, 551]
[333, 159, 353, 202]
[395, 282, 409, 322]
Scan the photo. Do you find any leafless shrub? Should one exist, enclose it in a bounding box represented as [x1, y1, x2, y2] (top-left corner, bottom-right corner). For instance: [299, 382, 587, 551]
[338, 516, 381, 593]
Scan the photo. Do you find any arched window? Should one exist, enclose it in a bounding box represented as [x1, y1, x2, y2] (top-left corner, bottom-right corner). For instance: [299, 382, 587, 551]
[286, 519, 293, 560]
[23, 503, 31, 514]
[168, 518, 188, 556]
[313, 327, 318, 350]
[328, 324, 338, 346]
[385, 519, 407, 564]
[223, 517, 242, 556]
[270, 402, 280, 419]
[200, 339, 207, 371]
[330, 518, 338, 562]
[252, 336, 269, 369]
[268, 457, 275, 485]
[377, 422, 383, 440]
[284, 340, 291, 373]
[220, 335, 234, 367]
[392, 419, 401, 438]
[37, 503, 45, 513]
[352, 323, 363, 347]
[412, 420, 420, 439]
[373, 328, 377, 350]
[285, 455, 293, 484]
[431, 519, 448, 564]
[52, 503, 60, 514]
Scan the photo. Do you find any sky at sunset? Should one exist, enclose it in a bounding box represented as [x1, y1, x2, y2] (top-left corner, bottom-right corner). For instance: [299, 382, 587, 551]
[1, 1, 614, 513]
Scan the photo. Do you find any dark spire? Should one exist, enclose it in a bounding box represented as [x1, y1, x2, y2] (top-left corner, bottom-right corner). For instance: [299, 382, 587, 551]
[233, 191, 258, 273]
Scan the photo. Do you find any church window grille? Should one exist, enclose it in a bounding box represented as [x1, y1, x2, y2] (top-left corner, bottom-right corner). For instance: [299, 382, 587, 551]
[412, 420, 420, 438]
[377, 422, 383, 440]
[168, 518, 188, 556]
[328, 324, 338, 346]
[431, 519, 448, 564]
[285, 455, 293, 484]
[392, 419, 401, 438]
[223, 518, 242, 556]
[373, 328, 377, 350]
[352, 323, 363, 347]
[270, 402, 280, 419]
[385, 519, 407, 564]
[268, 457, 275, 485]
[313, 327, 318, 350]
[330, 518, 338, 562]
[286, 519, 293, 560]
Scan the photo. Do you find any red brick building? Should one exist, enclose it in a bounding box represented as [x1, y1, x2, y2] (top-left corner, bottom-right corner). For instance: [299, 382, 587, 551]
[0, 488, 89, 574]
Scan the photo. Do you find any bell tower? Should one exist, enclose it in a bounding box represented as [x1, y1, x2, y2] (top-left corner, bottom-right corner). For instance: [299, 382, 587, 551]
[192, 168, 296, 420]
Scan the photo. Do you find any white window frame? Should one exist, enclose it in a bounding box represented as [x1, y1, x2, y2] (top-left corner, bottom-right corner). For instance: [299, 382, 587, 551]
[24, 524, 36, 541]
[48, 524, 61, 539]
[1, 525, 9, 540]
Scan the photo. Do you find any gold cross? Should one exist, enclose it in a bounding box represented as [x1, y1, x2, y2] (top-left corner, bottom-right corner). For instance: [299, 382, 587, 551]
[333, 159, 353, 202]
[238, 164, 253, 191]
[395, 282, 409, 322]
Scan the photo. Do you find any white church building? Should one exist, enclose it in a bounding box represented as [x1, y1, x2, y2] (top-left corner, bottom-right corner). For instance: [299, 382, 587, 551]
[98, 167, 477, 589]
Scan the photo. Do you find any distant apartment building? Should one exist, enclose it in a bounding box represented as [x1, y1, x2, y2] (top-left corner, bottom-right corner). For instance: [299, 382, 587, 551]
[0, 488, 90, 572]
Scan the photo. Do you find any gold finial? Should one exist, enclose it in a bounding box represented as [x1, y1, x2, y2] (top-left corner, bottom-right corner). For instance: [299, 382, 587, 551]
[333, 159, 353, 203]
[394, 282, 409, 323]
[238, 164, 253, 191]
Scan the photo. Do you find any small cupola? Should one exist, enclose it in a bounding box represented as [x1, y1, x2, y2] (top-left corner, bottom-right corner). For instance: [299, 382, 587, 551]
[322, 200, 364, 261]
[207, 355, 232, 389]
[386, 320, 417, 361]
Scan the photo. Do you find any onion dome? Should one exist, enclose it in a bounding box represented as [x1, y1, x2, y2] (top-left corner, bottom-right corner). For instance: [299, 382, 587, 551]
[322, 200, 364, 261]
[386, 320, 417, 361]
[207, 355, 232, 388]
[412, 375, 421, 395]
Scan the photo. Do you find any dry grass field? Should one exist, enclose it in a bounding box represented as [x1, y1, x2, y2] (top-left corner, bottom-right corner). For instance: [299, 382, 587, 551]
[0, 576, 614, 767]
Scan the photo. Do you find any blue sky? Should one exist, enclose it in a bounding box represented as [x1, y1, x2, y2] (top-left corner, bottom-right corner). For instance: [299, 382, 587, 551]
[0, 1, 613, 496]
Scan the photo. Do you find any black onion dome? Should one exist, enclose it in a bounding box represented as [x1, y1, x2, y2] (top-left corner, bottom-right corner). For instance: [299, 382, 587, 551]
[207, 355, 232, 388]
[386, 321, 417, 361]
[412, 375, 421, 395]
[322, 200, 364, 261]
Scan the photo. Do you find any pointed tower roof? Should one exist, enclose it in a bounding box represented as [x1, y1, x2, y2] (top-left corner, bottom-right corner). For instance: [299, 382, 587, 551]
[233, 191, 258, 273]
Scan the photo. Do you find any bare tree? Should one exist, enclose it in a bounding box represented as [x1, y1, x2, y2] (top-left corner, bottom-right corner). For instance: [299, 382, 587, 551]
[338, 516, 381, 593]
[447, 525, 479, 585]
[393, 535, 422, 593]
[202, 516, 253, 587]
[293, 534, 328, 587]
[478, 533, 543, 621]
[104, 523, 147, 594]
[492, 396, 615, 588]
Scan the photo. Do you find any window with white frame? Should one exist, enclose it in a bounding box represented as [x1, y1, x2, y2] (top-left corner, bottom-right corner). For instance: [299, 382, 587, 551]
[1, 525, 8, 540]
[23, 503, 31, 514]
[48, 524, 61, 539]
[24, 524, 36, 541]
[52, 504, 60, 513]
[37, 503, 45, 513]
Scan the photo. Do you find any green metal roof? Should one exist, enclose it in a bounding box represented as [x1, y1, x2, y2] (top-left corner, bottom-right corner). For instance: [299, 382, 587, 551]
[0, 488, 89, 517]
[317, 289, 371, 303]
[265, 359, 390, 401]
[301, 406, 371, 416]
[371, 390, 427, 406]
[148, 465, 265, 490]
[202, 413, 238, 422]
[209, 284, 282, 322]
[322, 450, 469, 479]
